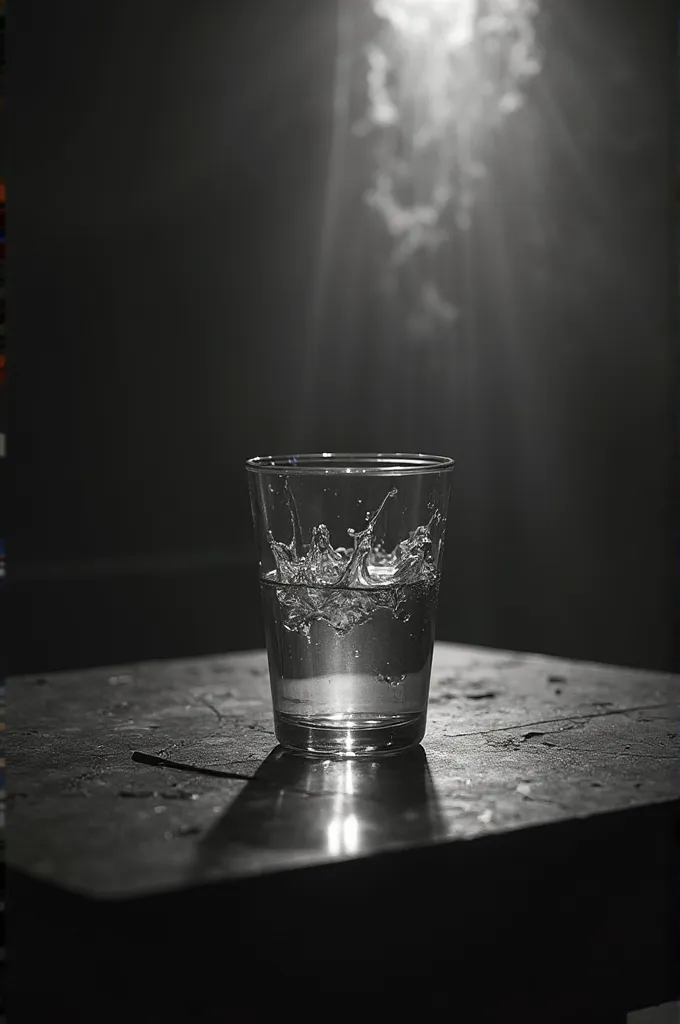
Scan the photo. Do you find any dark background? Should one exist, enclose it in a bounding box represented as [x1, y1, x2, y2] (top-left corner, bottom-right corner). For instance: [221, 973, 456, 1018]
[8, 0, 677, 675]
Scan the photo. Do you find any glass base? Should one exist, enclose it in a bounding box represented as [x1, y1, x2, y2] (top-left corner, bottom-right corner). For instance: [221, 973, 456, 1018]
[274, 710, 427, 758]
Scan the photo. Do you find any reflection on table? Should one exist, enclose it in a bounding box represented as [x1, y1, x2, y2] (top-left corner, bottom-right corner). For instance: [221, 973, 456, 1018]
[192, 745, 445, 879]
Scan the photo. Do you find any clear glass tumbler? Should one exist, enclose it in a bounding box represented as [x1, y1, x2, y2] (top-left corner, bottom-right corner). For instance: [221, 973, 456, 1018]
[246, 453, 454, 757]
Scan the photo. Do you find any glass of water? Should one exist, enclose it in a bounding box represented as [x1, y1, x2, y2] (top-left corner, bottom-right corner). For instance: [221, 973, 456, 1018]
[246, 453, 454, 757]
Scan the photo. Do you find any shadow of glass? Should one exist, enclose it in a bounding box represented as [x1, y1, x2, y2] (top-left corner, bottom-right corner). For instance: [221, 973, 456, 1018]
[190, 745, 445, 882]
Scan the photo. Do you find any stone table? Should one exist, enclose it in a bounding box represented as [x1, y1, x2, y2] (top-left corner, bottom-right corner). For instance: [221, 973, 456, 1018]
[8, 643, 680, 1022]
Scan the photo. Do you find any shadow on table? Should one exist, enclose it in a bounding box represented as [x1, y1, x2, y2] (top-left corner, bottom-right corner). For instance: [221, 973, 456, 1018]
[190, 744, 445, 880]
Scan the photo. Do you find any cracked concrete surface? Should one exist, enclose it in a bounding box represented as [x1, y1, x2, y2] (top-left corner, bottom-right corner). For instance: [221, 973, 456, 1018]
[8, 642, 679, 899]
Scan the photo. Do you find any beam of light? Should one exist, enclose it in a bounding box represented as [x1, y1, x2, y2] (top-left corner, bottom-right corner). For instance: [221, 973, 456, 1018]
[356, 0, 542, 339]
[307, 3, 357, 355]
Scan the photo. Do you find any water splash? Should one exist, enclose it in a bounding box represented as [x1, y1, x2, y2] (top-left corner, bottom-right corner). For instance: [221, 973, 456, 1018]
[357, 0, 542, 335]
[265, 486, 441, 636]
[268, 485, 438, 589]
[267, 477, 305, 571]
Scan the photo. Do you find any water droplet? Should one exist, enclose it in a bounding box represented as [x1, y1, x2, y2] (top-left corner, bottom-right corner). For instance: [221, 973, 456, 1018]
[377, 672, 406, 685]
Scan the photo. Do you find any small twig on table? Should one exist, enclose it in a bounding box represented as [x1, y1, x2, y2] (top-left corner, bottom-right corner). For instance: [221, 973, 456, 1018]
[131, 750, 254, 781]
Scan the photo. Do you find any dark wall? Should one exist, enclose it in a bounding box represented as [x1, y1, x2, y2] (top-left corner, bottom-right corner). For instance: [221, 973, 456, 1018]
[10, 0, 676, 674]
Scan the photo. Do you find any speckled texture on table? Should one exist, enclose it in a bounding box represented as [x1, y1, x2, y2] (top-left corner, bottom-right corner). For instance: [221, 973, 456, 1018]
[9, 643, 679, 901]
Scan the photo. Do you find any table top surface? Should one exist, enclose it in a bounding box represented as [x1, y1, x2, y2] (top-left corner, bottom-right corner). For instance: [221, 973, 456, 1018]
[9, 642, 679, 901]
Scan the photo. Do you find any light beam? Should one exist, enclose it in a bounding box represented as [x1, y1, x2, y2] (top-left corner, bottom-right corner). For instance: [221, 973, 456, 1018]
[358, 0, 542, 338]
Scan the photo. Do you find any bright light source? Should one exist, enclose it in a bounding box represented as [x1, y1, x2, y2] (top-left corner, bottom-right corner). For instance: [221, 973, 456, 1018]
[357, 0, 542, 338]
[374, 0, 477, 45]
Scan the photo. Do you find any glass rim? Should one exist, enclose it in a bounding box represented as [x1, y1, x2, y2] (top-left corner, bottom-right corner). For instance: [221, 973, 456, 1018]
[246, 452, 455, 476]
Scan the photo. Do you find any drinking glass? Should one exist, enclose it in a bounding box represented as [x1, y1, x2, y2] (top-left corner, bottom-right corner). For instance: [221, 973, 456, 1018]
[247, 453, 454, 757]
